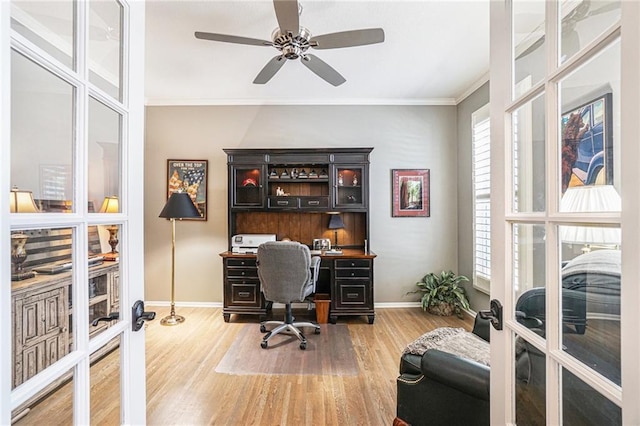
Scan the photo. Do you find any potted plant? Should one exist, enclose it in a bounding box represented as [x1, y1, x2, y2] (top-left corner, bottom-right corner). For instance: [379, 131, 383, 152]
[409, 270, 470, 318]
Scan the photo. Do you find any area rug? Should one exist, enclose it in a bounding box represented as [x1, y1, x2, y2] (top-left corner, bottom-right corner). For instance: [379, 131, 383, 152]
[215, 324, 358, 376]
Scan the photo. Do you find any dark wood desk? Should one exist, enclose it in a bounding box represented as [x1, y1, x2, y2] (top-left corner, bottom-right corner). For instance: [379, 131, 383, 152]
[219, 249, 376, 324]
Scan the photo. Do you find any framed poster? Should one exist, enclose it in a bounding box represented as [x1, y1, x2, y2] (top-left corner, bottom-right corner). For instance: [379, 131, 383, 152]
[167, 159, 208, 220]
[561, 92, 613, 194]
[392, 169, 430, 217]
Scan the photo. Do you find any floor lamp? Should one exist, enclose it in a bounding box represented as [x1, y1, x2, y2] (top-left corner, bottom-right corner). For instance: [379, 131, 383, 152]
[158, 191, 201, 325]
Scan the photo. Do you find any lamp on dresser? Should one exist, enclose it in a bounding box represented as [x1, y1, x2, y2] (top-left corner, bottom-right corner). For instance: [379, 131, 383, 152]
[158, 191, 201, 325]
[10, 187, 40, 280]
[99, 196, 120, 261]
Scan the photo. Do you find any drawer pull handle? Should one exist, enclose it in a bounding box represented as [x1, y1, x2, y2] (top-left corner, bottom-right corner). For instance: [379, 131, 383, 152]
[277, 201, 289, 205]
[308, 200, 320, 205]
[240, 261, 245, 265]
[351, 272, 355, 276]
[241, 272, 245, 275]
[351, 262, 355, 266]
[238, 292, 251, 297]
[347, 293, 359, 298]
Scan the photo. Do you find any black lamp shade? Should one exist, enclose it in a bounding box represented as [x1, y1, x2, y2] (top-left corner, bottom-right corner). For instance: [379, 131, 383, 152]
[159, 192, 201, 219]
[328, 214, 345, 229]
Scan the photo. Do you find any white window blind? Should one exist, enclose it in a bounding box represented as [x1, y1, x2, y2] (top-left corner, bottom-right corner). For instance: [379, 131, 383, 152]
[472, 103, 491, 293]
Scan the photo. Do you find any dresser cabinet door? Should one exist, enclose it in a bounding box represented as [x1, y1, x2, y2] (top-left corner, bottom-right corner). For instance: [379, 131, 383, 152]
[13, 286, 69, 387]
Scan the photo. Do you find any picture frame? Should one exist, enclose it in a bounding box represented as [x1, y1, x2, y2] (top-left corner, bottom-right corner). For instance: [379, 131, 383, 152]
[313, 238, 331, 251]
[392, 169, 430, 217]
[167, 159, 208, 220]
[561, 92, 613, 194]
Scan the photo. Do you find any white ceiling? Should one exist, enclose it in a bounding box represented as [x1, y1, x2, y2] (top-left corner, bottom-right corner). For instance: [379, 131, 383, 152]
[145, 0, 490, 105]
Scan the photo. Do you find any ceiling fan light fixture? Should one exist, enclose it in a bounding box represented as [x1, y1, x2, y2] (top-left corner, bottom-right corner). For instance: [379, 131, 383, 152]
[195, 0, 385, 85]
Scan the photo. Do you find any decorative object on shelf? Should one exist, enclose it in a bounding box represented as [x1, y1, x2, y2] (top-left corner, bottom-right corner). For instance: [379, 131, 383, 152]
[276, 186, 285, 196]
[353, 176, 358, 186]
[99, 196, 120, 261]
[407, 270, 470, 318]
[298, 169, 307, 178]
[270, 169, 278, 178]
[281, 168, 290, 179]
[309, 169, 318, 178]
[158, 191, 201, 326]
[10, 187, 40, 281]
[392, 169, 430, 217]
[319, 169, 329, 179]
[327, 213, 345, 249]
[559, 185, 621, 253]
[291, 168, 299, 179]
[167, 159, 208, 221]
[242, 178, 257, 187]
[338, 173, 344, 186]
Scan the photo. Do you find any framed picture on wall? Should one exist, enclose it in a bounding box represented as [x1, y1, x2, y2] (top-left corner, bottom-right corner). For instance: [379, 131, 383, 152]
[167, 159, 208, 220]
[392, 169, 430, 217]
[561, 92, 613, 194]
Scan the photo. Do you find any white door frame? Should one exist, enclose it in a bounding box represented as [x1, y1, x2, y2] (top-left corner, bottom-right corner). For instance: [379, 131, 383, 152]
[0, 2, 147, 424]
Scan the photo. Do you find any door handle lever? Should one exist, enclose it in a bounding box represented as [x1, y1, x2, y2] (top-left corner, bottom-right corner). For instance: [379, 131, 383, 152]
[132, 300, 156, 331]
[92, 311, 119, 326]
[479, 299, 503, 330]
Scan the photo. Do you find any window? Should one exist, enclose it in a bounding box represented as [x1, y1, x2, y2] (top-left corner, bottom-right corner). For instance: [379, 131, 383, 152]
[472, 103, 490, 293]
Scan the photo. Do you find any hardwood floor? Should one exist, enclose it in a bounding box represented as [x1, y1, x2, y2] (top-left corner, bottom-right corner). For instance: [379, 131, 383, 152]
[15, 306, 472, 425]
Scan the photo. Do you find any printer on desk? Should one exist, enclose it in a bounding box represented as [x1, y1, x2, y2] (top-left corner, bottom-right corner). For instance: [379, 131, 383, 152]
[231, 234, 276, 254]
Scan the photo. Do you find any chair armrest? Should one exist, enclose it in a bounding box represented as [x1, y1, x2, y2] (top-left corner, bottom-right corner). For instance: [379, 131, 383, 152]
[310, 256, 321, 290]
[421, 350, 490, 400]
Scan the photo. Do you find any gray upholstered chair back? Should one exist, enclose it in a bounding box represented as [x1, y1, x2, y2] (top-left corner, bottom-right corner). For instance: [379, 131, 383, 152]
[257, 241, 314, 303]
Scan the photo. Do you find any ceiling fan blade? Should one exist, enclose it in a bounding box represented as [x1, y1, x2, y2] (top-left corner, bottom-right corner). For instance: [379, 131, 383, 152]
[273, 0, 300, 35]
[300, 54, 346, 87]
[253, 55, 287, 84]
[310, 28, 385, 50]
[195, 31, 272, 47]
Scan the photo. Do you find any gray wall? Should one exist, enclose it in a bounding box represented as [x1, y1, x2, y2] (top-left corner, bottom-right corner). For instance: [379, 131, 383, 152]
[456, 81, 491, 312]
[144, 105, 460, 304]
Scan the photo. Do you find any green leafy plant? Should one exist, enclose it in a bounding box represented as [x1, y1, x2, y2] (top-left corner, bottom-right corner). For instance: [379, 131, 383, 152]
[408, 270, 470, 318]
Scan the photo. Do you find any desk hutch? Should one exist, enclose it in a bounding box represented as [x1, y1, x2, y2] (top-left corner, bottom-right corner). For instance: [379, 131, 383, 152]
[220, 148, 376, 324]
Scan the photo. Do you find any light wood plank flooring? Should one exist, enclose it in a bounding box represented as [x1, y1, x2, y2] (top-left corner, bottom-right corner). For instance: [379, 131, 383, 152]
[16, 306, 472, 425]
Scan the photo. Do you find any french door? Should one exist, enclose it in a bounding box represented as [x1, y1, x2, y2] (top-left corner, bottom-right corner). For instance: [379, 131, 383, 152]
[490, 0, 640, 424]
[1, 1, 147, 424]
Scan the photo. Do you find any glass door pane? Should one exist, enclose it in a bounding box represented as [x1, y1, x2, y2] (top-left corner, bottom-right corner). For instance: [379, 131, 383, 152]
[513, 0, 545, 98]
[89, 0, 123, 101]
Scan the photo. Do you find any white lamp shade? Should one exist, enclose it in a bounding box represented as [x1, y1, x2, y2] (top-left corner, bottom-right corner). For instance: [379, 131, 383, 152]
[10, 188, 39, 213]
[559, 185, 621, 245]
[99, 196, 119, 213]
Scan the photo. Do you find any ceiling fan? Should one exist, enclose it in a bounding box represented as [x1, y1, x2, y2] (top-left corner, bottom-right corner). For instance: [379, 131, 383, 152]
[194, 0, 385, 86]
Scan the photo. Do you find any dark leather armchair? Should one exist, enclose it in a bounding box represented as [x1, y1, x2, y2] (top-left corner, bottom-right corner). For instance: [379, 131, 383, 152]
[395, 315, 491, 426]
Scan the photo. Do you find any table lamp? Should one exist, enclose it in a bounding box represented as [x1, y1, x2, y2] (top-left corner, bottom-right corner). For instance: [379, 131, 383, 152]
[328, 213, 345, 250]
[559, 185, 621, 253]
[10, 187, 39, 280]
[100, 196, 120, 261]
[158, 191, 201, 325]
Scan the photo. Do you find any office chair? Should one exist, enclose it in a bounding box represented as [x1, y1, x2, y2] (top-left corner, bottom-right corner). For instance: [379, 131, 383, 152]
[257, 241, 321, 350]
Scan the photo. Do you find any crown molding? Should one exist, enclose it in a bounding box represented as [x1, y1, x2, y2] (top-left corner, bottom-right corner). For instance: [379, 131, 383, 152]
[455, 71, 490, 104]
[144, 97, 458, 107]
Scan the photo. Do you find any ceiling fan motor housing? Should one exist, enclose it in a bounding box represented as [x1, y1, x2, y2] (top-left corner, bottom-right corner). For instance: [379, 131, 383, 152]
[272, 27, 311, 59]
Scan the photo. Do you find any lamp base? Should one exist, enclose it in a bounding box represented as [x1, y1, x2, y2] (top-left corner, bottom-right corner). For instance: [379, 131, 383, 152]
[11, 271, 35, 281]
[102, 252, 119, 262]
[160, 314, 185, 326]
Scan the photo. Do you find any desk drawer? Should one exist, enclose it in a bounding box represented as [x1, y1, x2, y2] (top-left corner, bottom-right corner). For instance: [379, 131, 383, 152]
[335, 259, 371, 269]
[335, 268, 370, 278]
[334, 280, 370, 309]
[227, 268, 258, 278]
[267, 196, 298, 209]
[299, 196, 329, 209]
[226, 258, 256, 268]
[226, 280, 261, 306]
